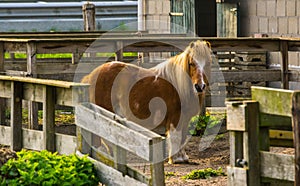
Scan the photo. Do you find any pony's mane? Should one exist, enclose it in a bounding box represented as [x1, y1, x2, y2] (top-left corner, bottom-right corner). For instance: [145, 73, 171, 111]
[151, 40, 211, 104]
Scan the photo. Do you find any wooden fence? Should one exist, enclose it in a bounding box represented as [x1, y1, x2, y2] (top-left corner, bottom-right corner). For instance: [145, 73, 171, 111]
[0, 35, 299, 86]
[1, 34, 300, 106]
[76, 103, 165, 186]
[0, 75, 164, 185]
[0, 75, 88, 154]
[226, 86, 300, 185]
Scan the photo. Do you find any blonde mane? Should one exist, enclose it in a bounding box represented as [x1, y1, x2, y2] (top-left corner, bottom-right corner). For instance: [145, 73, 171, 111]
[151, 40, 212, 105]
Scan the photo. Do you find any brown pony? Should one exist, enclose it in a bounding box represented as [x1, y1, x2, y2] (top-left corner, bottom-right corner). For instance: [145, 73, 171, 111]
[82, 40, 212, 164]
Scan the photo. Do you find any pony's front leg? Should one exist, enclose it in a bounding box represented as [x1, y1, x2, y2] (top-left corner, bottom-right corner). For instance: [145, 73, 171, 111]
[166, 124, 189, 164]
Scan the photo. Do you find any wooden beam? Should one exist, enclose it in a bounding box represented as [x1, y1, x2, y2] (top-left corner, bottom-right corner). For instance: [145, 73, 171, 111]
[251, 86, 294, 116]
[75, 103, 163, 161]
[0, 42, 6, 125]
[260, 151, 294, 182]
[10, 81, 23, 151]
[43, 85, 56, 152]
[77, 151, 148, 186]
[280, 40, 289, 89]
[292, 92, 300, 186]
[243, 101, 260, 186]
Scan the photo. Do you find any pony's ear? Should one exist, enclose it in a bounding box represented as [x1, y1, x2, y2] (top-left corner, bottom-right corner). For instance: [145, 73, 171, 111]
[189, 41, 195, 48]
[205, 41, 211, 48]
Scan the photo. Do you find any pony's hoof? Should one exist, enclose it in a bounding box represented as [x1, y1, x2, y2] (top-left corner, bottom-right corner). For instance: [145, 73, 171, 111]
[168, 157, 189, 164]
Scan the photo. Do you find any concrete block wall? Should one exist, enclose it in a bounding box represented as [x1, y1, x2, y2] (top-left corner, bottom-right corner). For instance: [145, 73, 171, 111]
[239, 0, 300, 66]
[141, 0, 170, 33]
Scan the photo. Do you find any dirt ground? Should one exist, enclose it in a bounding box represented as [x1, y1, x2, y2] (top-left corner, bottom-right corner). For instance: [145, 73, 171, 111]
[163, 133, 229, 186]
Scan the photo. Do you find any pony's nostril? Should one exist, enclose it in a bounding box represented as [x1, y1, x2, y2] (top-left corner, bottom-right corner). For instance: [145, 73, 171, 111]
[194, 84, 205, 92]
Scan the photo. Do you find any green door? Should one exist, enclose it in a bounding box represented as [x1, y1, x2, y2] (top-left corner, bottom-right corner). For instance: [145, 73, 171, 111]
[217, 2, 238, 37]
[170, 0, 195, 35]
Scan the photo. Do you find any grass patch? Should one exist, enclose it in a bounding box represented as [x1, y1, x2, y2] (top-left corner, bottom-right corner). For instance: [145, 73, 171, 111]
[182, 167, 226, 180]
[5, 52, 138, 59]
[165, 171, 176, 179]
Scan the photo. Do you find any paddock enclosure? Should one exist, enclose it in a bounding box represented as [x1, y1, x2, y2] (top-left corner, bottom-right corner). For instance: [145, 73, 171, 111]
[1, 33, 300, 185]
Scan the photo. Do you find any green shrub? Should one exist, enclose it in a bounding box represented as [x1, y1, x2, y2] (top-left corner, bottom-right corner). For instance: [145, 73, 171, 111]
[188, 112, 225, 136]
[182, 167, 226, 180]
[0, 150, 99, 185]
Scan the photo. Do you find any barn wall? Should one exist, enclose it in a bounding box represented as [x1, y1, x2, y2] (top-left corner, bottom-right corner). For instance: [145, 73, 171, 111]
[239, 0, 300, 67]
[140, 0, 170, 33]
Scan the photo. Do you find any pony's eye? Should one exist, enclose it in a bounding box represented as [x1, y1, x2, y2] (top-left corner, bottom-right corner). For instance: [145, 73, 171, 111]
[189, 62, 195, 67]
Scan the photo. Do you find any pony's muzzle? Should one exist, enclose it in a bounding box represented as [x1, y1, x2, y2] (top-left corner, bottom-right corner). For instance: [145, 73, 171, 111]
[194, 83, 206, 93]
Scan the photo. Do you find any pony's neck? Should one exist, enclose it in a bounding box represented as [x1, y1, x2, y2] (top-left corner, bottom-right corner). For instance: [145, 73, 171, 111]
[152, 53, 195, 101]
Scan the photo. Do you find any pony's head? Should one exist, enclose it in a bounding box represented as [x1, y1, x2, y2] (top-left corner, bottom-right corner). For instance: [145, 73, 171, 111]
[184, 40, 212, 94]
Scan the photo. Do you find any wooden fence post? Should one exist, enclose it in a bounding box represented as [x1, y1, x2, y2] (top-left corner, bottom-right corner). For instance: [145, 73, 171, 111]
[292, 92, 300, 186]
[150, 138, 165, 186]
[115, 41, 124, 62]
[280, 40, 289, 89]
[43, 86, 56, 152]
[27, 42, 40, 130]
[243, 101, 260, 186]
[226, 100, 260, 186]
[11, 81, 23, 151]
[82, 2, 96, 31]
[0, 42, 6, 125]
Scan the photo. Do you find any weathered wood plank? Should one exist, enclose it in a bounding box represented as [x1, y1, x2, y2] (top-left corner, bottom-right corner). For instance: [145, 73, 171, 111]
[227, 167, 247, 186]
[76, 151, 148, 186]
[269, 129, 293, 147]
[55, 133, 76, 155]
[0, 41, 4, 72]
[292, 92, 300, 186]
[56, 86, 89, 106]
[150, 137, 165, 186]
[212, 70, 281, 83]
[10, 81, 23, 151]
[259, 113, 292, 130]
[23, 83, 44, 102]
[22, 128, 43, 151]
[0, 80, 11, 98]
[0, 126, 10, 145]
[43, 85, 56, 152]
[75, 104, 161, 161]
[251, 86, 294, 116]
[27, 41, 37, 77]
[0, 75, 88, 89]
[243, 101, 260, 186]
[269, 130, 293, 141]
[90, 145, 152, 185]
[260, 151, 294, 182]
[84, 103, 162, 139]
[226, 101, 246, 131]
[280, 40, 289, 89]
